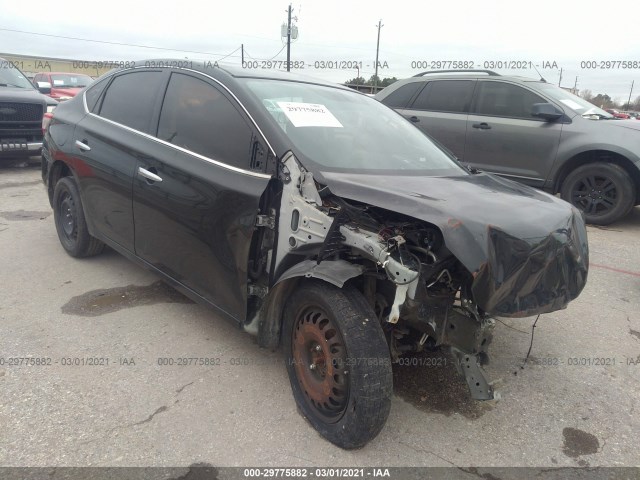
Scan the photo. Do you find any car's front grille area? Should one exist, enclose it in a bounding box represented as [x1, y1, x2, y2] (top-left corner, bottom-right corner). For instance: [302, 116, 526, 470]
[0, 102, 44, 122]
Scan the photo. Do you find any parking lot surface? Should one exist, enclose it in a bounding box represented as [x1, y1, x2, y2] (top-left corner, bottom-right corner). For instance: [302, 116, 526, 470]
[1, 160, 639, 468]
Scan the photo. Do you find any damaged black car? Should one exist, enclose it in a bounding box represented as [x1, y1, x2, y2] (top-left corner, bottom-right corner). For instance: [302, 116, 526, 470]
[41, 62, 589, 449]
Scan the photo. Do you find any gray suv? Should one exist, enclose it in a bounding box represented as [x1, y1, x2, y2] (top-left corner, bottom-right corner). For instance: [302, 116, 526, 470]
[376, 70, 640, 225]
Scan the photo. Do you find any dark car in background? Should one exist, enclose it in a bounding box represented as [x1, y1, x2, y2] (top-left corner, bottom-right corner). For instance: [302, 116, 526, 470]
[42, 61, 588, 448]
[33, 72, 93, 102]
[376, 70, 640, 225]
[0, 58, 58, 159]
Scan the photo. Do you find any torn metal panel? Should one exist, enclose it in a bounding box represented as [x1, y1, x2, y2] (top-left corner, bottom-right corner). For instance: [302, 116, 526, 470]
[317, 170, 589, 317]
[275, 259, 365, 288]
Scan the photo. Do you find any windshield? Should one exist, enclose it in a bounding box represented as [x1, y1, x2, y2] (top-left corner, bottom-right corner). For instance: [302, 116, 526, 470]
[243, 79, 467, 176]
[0, 64, 34, 89]
[534, 82, 613, 119]
[50, 74, 93, 88]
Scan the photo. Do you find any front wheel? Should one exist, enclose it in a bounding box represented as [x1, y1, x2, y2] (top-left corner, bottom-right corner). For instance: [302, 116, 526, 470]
[283, 281, 393, 449]
[561, 163, 635, 225]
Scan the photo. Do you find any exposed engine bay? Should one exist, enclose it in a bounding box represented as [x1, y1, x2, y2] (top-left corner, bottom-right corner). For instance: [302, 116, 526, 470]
[246, 152, 589, 401]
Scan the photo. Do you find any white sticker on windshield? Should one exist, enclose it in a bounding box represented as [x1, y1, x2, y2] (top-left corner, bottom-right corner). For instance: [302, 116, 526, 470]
[53, 80, 65, 85]
[276, 102, 343, 128]
[559, 99, 583, 110]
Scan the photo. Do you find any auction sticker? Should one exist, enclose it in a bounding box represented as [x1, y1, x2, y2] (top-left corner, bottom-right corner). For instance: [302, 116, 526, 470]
[276, 102, 343, 128]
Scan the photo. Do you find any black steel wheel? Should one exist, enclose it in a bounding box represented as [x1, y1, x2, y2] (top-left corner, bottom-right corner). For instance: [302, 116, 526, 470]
[283, 281, 392, 449]
[53, 177, 104, 257]
[561, 163, 635, 225]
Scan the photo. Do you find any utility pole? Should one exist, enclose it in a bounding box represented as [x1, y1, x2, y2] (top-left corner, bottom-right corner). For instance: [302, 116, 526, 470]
[241, 44, 244, 66]
[627, 80, 634, 110]
[558, 68, 563, 87]
[286, 4, 292, 72]
[573, 76, 578, 93]
[374, 19, 383, 92]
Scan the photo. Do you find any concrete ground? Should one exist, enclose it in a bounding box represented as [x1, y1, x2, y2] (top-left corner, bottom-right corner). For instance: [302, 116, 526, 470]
[0, 159, 638, 469]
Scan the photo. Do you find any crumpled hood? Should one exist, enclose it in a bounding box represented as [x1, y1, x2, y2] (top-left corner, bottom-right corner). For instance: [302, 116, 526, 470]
[321, 171, 589, 317]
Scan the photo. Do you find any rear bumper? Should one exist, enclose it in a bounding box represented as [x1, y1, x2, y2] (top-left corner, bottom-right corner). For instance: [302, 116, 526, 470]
[0, 141, 42, 157]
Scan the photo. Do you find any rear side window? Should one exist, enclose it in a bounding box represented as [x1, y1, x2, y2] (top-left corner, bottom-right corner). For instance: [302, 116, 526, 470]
[85, 77, 110, 113]
[473, 81, 547, 119]
[98, 71, 165, 132]
[410, 80, 474, 113]
[379, 82, 424, 109]
[157, 73, 253, 169]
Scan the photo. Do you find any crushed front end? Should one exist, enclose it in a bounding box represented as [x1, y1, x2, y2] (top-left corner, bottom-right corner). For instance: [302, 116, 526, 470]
[256, 154, 589, 401]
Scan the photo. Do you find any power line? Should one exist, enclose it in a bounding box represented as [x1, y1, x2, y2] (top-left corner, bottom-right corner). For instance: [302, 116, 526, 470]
[0, 27, 243, 59]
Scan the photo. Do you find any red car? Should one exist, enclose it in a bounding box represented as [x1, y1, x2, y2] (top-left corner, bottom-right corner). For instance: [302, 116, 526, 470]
[32, 72, 93, 102]
[605, 108, 631, 119]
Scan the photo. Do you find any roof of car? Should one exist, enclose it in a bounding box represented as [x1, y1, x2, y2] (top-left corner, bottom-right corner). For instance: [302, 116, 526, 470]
[413, 72, 545, 83]
[104, 59, 355, 92]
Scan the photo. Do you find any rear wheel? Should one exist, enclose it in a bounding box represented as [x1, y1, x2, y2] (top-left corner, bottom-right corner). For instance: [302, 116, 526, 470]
[561, 163, 635, 225]
[283, 281, 393, 449]
[53, 177, 104, 257]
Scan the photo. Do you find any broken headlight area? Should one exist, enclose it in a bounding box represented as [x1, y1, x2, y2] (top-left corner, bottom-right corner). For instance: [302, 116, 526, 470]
[258, 153, 588, 402]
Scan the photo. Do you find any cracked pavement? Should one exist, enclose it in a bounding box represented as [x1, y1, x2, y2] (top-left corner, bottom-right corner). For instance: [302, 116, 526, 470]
[0, 160, 639, 468]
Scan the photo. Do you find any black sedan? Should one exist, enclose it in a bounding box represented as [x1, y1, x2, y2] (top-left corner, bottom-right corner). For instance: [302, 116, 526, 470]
[42, 61, 588, 449]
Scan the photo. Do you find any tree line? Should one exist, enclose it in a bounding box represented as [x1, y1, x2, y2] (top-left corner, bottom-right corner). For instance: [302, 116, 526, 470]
[579, 90, 640, 111]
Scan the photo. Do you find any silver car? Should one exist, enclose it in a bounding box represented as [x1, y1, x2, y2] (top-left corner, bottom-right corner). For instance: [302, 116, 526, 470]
[376, 70, 640, 225]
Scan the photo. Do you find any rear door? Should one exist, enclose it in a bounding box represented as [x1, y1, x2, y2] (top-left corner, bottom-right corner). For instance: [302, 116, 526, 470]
[132, 71, 271, 322]
[73, 69, 167, 252]
[396, 79, 475, 160]
[464, 80, 563, 186]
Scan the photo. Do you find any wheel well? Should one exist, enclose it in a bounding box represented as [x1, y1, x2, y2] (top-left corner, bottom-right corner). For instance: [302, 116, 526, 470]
[554, 150, 640, 203]
[47, 161, 72, 205]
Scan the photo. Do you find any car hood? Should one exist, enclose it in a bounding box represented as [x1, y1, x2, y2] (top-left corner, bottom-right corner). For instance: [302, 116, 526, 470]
[0, 87, 48, 104]
[320, 171, 589, 317]
[601, 118, 640, 131]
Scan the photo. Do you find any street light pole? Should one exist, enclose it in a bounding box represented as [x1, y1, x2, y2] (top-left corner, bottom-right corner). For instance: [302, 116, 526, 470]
[627, 80, 634, 110]
[374, 20, 383, 93]
[286, 4, 292, 72]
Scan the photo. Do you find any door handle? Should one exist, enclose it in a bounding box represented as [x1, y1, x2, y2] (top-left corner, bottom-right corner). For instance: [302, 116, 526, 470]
[409, 116, 420, 123]
[472, 122, 491, 130]
[138, 167, 163, 183]
[74, 139, 91, 151]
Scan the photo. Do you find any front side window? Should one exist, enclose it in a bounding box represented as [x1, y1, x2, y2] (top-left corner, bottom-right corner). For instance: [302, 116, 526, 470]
[157, 73, 253, 169]
[410, 80, 475, 113]
[98, 71, 165, 132]
[473, 81, 547, 119]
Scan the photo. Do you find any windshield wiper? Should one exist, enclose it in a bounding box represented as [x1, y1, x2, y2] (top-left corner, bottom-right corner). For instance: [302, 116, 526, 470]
[0, 83, 26, 88]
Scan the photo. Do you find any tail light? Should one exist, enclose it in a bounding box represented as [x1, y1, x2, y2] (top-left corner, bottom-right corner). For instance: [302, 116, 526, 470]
[42, 112, 53, 134]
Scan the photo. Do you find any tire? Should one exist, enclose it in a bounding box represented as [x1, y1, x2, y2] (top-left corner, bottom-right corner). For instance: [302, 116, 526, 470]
[283, 281, 393, 449]
[52, 177, 104, 257]
[561, 163, 635, 225]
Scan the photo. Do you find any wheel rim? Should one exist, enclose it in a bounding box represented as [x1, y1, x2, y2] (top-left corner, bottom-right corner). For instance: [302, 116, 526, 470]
[291, 305, 349, 423]
[571, 174, 618, 217]
[58, 191, 77, 243]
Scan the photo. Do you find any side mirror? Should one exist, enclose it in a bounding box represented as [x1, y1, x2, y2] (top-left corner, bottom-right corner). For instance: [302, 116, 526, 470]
[532, 103, 563, 122]
[36, 81, 52, 94]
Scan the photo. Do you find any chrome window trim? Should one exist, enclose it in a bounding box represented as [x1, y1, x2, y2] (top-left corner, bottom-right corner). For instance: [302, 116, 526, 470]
[81, 66, 275, 179]
[85, 112, 271, 179]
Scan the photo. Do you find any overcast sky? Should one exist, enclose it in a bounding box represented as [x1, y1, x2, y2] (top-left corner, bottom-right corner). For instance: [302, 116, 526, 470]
[2, 0, 639, 100]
